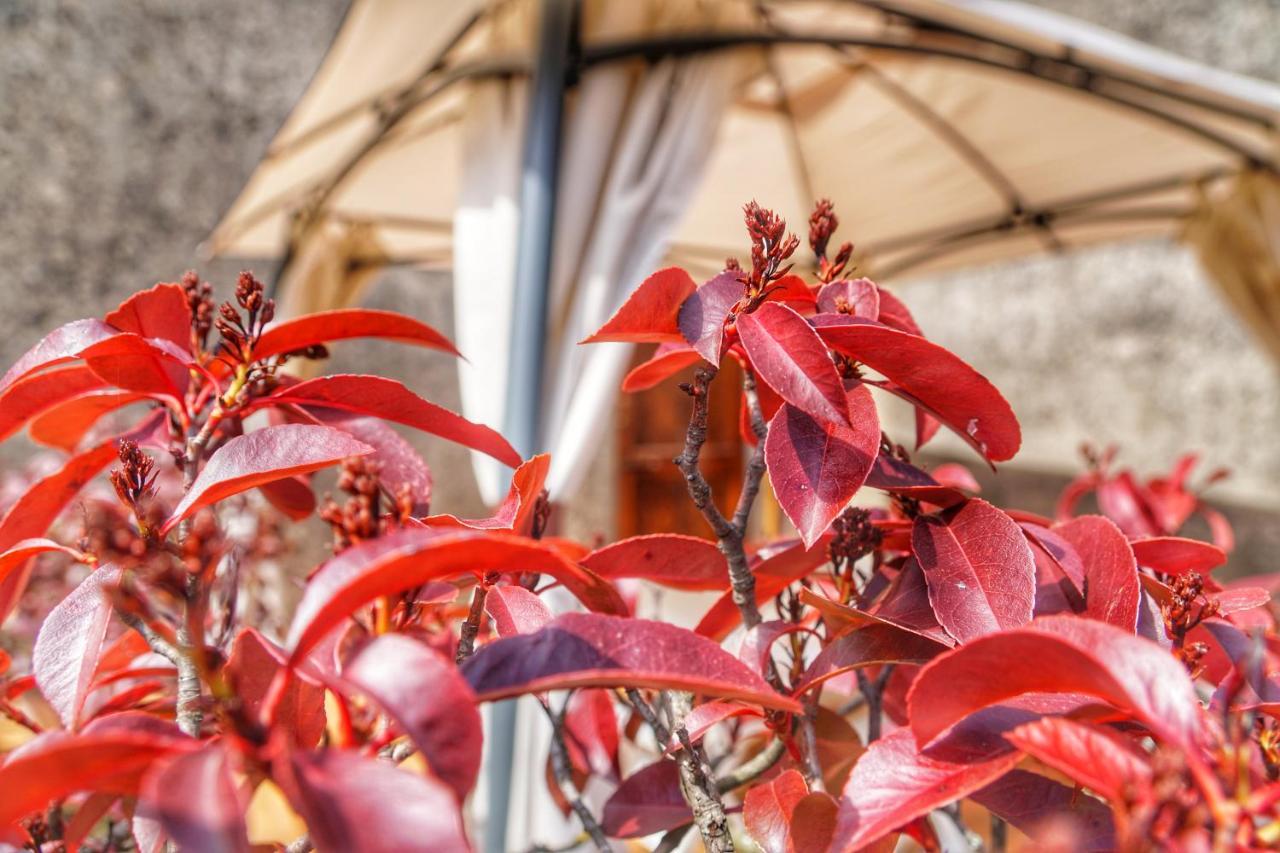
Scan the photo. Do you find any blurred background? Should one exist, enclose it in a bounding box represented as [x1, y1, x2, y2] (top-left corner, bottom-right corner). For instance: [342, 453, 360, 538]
[1, 0, 1277, 577]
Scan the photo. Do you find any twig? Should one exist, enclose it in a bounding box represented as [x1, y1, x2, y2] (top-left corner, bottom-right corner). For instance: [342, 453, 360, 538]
[798, 696, 826, 793]
[991, 814, 1008, 852]
[624, 687, 670, 744]
[856, 665, 895, 744]
[172, 419, 219, 737]
[543, 701, 610, 852]
[669, 691, 734, 853]
[455, 579, 490, 663]
[715, 735, 787, 793]
[284, 834, 313, 853]
[116, 610, 184, 668]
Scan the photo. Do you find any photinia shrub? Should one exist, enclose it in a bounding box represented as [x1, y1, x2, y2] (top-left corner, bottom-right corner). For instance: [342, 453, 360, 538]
[0, 202, 1275, 852]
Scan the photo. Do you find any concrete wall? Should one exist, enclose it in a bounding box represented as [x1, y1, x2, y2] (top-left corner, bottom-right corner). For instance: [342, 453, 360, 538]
[0, 1, 1275, 570]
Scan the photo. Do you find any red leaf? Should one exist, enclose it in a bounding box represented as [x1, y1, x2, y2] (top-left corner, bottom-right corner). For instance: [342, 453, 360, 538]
[582, 267, 697, 344]
[816, 279, 879, 318]
[1054, 516, 1139, 631]
[906, 614, 1203, 749]
[832, 714, 1023, 851]
[1096, 472, 1160, 538]
[695, 537, 835, 641]
[224, 629, 325, 747]
[105, 283, 193, 350]
[563, 688, 620, 780]
[872, 286, 923, 336]
[864, 453, 966, 508]
[28, 390, 148, 452]
[0, 713, 196, 830]
[790, 791, 839, 853]
[580, 533, 728, 591]
[1002, 717, 1152, 804]
[0, 366, 108, 443]
[678, 270, 744, 363]
[663, 700, 762, 754]
[800, 587, 953, 649]
[254, 308, 460, 360]
[765, 386, 880, 548]
[261, 374, 519, 467]
[601, 759, 689, 837]
[341, 634, 482, 801]
[1214, 586, 1270, 615]
[461, 612, 801, 713]
[913, 499, 1036, 643]
[739, 303, 850, 427]
[795, 623, 947, 695]
[287, 529, 626, 660]
[972, 769, 1114, 850]
[138, 743, 250, 853]
[872, 559, 958, 647]
[301, 408, 432, 512]
[0, 538, 84, 587]
[763, 274, 818, 311]
[813, 317, 1020, 462]
[274, 749, 469, 853]
[744, 769, 810, 853]
[622, 343, 702, 392]
[161, 424, 373, 535]
[78, 333, 192, 399]
[34, 564, 122, 728]
[422, 454, 548, 534]
[484, 584, 553, 637]
[1130, 536, 1227, 576]
[257, 475, 317, 521]
[0, 318, 117, 394]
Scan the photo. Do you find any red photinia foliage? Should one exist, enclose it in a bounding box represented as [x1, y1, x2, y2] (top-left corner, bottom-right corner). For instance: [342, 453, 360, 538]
[0, 205, 1275, 853]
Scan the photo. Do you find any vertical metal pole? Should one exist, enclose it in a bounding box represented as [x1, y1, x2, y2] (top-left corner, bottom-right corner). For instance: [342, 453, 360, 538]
[486, 1, 574, 851]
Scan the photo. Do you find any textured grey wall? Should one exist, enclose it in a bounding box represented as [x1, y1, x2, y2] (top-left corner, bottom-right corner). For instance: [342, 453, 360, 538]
[0, 1, 1275, 566]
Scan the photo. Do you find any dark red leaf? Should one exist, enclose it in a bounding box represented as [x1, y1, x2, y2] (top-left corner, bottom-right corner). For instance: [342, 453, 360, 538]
[33, 564, 121, 729]
[79, 333, 192, 399]
[678, 270, 744, 363]
[261, 374, 519, 467]
[224, 628, 325, 747]
[813, 317, 1020, 462]
[105, 283, 193, 350]
[301, 408, 432, 512]
[864, 453, 966, 508]
[582, 267, 697, 344]
[1054, 516, 1140, 631]
[971, 769, 1114, 851]
[274, 748, 469, 853]
[816, 279, 878, 318]
[580, 533, 728, 591]
[288, 529, 626, 660]
[161, 424, 373, 535]
[799, 587, 953, 649]
[0, 366, 108, 443]
[906, 614, 1203, 749]
[913, 499, 1035, 643]
[663, 701, 762, 754]
[744, 769, 810, 853]
[422, 454, 548, 534]
[1002, 717, 1152, 804]
[484, 584, 553, 637]
[0, 318, 117, 394]
[257, 475, 317, 521]
[790, 791, 839, 853]
[341, 634, 482, 801]
[461, 612, 801, 713]
[695, 537, 835, 641]
[601, 759, 689, 837]
[738, 303, 850, 427]
[254, 308, 460, 360]
[765, 386, 880, 548]
[1130, 536, 1227, 576]
[622, 343, 702, 392]
[138, 743, 250, 853]
[28, 390, 148, 452]
[795, 623, 947, 695]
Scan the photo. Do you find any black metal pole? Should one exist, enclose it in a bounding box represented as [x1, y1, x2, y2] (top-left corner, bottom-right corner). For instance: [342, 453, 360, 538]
[486, 1, 574, 851]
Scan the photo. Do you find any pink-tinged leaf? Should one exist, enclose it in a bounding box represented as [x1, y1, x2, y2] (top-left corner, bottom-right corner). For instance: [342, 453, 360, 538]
[161, 424, 373, 535]
[29, 390, 148, 451]
[740, 620, 808, 678]
[262, 374, 519, 467]
[816, 279, 879, 318]
[971, 769, 1114, 851]
[1055, 516, 1139, 631]
[1002, 717, 1152, 804]
[695, 536, 835, 641]
[582, 267, 697, 344]
[0, 366, 108, 443]
[105, 283, 193, 350]
[257, 475, 317, 521]
[906, 614, 1203, 749]
[0, 713, 196, 830]
[78, 333, 192, 400]
[563, 688, 620, 780]
[915, 408, 941, 450]
[580, 534, 728, 591]
[484, 584, 553, 637]
[423, 454, 548, 534]
[678, 270, 744, 363]
[664, 701, 762, 754]
[1020, 522, 1085, 591]
[813, 317, 1020, 462]
[342, 634, 482, 801]
[873, 286, 923, 336]
[622, 343, 701, 392]
[744, 769, 810, 853]
[931, 463, 980, 494]
[288, 528, 626, 660]
[766, 386, 880, 548]
[832, 713, 1024, 851]
[274, 749, 469, 853]
[796, 623, 947, 695]
[254, 308, 460, 360]
[1130, 536, 1227, 576]
[0, 318, 117, 393]
[138, 743, 250, 853]
[33, 564, 122, 728]
[738, 303, 851, 427]
[0, 538, 84, 587]
[1214, 586, 1270, 615]
[224, 629, 325, 746]
[1096, 472, 1160, 538]
[913, 499, 1036, 643]
[1200, 503, 1235, 552]
[601, 759, 689, 837]
[461, 612, 801, 713]
[302, 408, 432, 512]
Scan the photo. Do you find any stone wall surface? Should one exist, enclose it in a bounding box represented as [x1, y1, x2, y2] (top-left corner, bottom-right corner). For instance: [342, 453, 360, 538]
[0, 1, 1275, 569]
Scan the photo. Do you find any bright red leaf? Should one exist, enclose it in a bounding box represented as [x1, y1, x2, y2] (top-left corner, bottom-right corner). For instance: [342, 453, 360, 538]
[622, 343, 702, 392]
[1055, 515, 1139, 631]
[580, 533, 729, 591]
[79, 333, 192, 400]
[582, 267, 697, 344]
[743, 769, 810, 853]
[301, 408, 433, 511]
[795, 623, 947, 695]
[0, 366, 107, 443]
[1130, 536, 1227, 576]
[423, 454, 548, 534]
[104, 283, 193, 349]
[484, 584, 553, 637]
[738, 302, 851, 427]
[0, 317, 117, 394]
[0, 538, 85, 587]
[28, 390, 148, 452]
[224, 628, 325, 747]
[254, 308, 460, 360]
[1002, 717, 1152, 804]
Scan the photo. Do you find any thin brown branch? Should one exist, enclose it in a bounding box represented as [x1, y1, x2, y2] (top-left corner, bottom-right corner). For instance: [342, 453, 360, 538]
[731, 373, 769, 536]
[715, 735, 787, 793]
[798, 697, 826, 793]
[455, 580, 490, 663]
[116, 610, 184, 668]
[544, 702, 610, 852]
[856, 665, 895, 744]
[669, 691, 734, 853]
